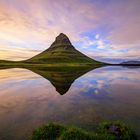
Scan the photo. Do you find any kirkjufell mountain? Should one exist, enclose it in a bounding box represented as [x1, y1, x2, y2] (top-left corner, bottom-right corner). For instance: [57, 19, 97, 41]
[27, 33, 101, 64]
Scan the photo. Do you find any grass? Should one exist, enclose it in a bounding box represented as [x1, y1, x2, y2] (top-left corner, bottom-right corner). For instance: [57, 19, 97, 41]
[0, 60, 103, 68]
[32, 123, 66, 140]
[0, 59, 104, 72]
[97, 121, 138, 140]
[32, 121, 138, 140]
[32, 123, 114, 140]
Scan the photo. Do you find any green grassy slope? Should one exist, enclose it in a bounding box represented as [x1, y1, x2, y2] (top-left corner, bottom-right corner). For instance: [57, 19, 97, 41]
[27, 46, 100, 64]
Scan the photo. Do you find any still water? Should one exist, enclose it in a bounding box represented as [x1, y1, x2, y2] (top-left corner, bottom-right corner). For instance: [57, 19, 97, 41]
[0, 66, 140, 139]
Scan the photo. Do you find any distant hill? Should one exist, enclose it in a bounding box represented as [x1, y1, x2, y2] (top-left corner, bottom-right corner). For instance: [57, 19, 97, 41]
[27, 33, 102, 64]
[121, 61, 140, 65]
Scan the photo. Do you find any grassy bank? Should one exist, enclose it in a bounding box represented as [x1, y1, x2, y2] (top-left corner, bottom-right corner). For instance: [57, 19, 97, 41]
[32, 121, 137, 140]
[0, 60, 104, 70]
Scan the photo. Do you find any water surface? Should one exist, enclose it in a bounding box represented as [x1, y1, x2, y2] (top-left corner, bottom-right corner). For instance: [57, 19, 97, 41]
[0, 66, 140, 139]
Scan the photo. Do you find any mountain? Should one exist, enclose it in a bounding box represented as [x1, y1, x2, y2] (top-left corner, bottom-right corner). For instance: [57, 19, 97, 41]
[121, 61, 140, 65]
[27, 33, 101, 64]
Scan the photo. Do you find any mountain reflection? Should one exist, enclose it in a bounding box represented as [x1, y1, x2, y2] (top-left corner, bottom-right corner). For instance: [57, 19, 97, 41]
[0, 65, 102, 95]
[27, 66, 102, 95]
[0, 66, 140, 140]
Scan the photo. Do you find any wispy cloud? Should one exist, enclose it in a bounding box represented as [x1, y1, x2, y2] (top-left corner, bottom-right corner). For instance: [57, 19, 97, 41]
[0, 0, 139, 62]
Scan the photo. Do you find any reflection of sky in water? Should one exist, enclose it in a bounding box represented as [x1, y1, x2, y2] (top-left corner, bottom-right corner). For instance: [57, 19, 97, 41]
[0, 67, 140, 139]
[73, 66, 140, 98]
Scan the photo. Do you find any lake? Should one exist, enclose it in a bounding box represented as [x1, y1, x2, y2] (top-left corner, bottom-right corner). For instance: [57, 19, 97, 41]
[0, 66, 140, 139]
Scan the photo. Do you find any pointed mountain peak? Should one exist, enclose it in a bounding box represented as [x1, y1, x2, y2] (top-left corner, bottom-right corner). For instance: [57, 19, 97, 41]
[49, 33, 72, 49]
[57, 33, 68, 38]
[55, 33, 72, 45]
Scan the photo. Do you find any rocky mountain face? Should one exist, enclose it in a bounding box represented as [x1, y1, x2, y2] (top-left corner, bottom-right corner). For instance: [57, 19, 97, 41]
[49, 33, 72, 48]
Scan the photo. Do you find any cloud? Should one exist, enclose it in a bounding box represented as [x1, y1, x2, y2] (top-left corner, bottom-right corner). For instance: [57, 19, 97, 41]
[106, 0, 140, 45]
[0, 0, 139, 62]
[0, 0, 101, 60]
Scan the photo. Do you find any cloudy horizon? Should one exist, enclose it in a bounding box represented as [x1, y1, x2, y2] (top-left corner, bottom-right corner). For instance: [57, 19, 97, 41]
[0, 0, 140, 63]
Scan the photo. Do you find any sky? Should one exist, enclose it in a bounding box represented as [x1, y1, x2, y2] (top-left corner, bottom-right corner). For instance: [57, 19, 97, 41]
[0, 0, 140, 63]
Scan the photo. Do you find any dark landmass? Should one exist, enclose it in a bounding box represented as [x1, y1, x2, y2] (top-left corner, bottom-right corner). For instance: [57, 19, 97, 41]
[120, 61, 140, 65]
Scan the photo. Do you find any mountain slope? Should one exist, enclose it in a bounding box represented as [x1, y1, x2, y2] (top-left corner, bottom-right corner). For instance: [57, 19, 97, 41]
[27, 33, 102, 64]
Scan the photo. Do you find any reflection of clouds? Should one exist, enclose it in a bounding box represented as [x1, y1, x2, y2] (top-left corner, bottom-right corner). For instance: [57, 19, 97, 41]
[0, 66, 139, 116]
[0, 68, 40, 84]
[72, 66, 140, 97]
[0, 68, 57, 97]
[0, 66, 140, 139]
[91, 66, 140, 83]
[94, 89, 99, 94]
[96, 80, 105, 89]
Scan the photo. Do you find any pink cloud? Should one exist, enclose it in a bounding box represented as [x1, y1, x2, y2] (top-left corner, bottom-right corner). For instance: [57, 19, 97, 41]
[0, 0, 139, 61]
